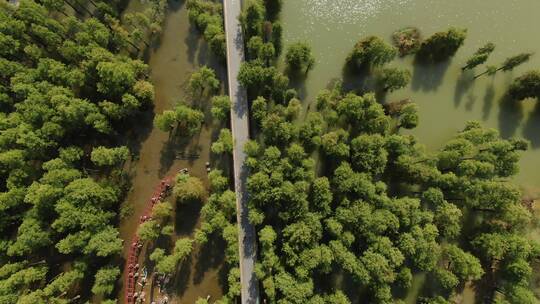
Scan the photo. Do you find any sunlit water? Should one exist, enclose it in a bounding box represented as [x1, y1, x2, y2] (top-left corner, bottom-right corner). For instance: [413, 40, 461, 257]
[282, 0, 540, 192]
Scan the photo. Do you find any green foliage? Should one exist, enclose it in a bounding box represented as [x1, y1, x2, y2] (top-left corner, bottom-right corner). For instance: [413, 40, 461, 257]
[285, 42, 315, 72]
[346, 36, 397, 69]
[154, 103, 204, 135]
[137, 220, 160, 242]
[245, 83, 536, 303]
[173, 173, 207, 203]
[239, 60, 289, 101]
[188, 66, 220, 97]
[417, 27, 467, 62]
[211, 128, 234, 155]
[397, 103, 419, 129]
[0, 8, 147, 301]
[211, 95, 231, 121]
[376, 67, 411, 92]
[500, 53, 532, 72]
[186, 0, 226, 58]
[508, 70, 540, 100]
[241, 0, 265, 38]
[150, 238, 193, 274]
[462, 42, 495, 70]
[90, 146, 129, 167]
[92, 266, 120, 296]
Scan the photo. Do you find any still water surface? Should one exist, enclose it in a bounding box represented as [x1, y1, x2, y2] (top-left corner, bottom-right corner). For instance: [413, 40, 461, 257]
[282, 0, 540, 192]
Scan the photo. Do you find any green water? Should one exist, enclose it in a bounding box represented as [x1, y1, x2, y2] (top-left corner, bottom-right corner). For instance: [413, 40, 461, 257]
[282, 0, 540, 192]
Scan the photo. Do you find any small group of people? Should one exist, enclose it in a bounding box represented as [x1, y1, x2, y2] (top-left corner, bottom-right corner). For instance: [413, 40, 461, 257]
[154, 272, 171, 294]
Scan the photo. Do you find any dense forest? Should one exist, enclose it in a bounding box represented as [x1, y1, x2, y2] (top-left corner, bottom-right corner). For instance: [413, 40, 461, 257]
[2, 0, 540, 303]
[0, 0, 164, 302]
[233, 1, 540, 304]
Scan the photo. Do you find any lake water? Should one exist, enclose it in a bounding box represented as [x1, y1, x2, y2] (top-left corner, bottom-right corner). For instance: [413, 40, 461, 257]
[282, 0, 540, 193]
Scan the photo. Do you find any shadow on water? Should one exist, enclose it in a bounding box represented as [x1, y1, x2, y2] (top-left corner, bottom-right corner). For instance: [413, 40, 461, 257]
[174, 254, 193, 296]
[482, 82, 496, 120]
[341, 64, 374, 94]
[497, 94, 524, 139]
[159, 131, 192, 175]
[117, 105, 156, 159]
[185, 23, 202, 64]
[193, 235, 226, 285]
[175, 198, 203, 235]
[464, 91, 477, 112]
[411, 59, 451, 92]
[454, 70, 475, 108]
[287, 68, 308, 100]
[522, 102, 540, 148]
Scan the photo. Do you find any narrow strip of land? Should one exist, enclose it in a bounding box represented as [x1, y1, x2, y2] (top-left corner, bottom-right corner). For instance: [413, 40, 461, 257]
[223, 0, 259, 303]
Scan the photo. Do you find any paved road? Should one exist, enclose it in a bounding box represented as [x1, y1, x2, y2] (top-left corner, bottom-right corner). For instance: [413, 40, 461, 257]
[223, 0, 259, 304]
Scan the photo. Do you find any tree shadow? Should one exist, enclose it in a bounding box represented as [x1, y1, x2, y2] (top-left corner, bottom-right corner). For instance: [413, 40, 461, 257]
[454, 70, 475, 108]
[159, 130, 193, 176]
[184, 23, 204, 64]
[497, 93, 524, 139]
[173, 253, 193, 296]
[482, 82, 496, 120]
[287, 68, 308, 100]
[175, 198, 203, 235]
[341, 64, 373, 94]
[217, 263, 232, 293]
[264, 0, 282, 21]
[123, 106, 156, 158]
[192, 234, 226, 284]
[522, 102, 540, 148]
[464, 92, 477, 112]
[411, 59, 451, 92]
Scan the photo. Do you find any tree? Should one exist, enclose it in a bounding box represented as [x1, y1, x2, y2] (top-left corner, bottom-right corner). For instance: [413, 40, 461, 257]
[173, 173, 206, 203]
[376, 67, 411, 92]
[321, 129, 349, 159]
[86, 226, 123, 257]
[188, 66, 220, 97]
[152, 201, 173, 222]
[434, 202, 462, 239]
[211, 128, 233, 154]
[211, 95, 231, 121]
[346, 36, 397, 69]
[92, 267, 120, 296]
[175, 104, 204, 136]
[285, 42, 315, 73]
[417, 28, 467, 62]
[500, 53, 532, 72]
[241, 0, 265, 38]
[150, 238, 193, 274]
[90, 146, 129, 167]
[443, 245, 484, 283]
[137, 220, 160, 241]
[508, 70, 540, 100]
[350, 134, 388, 175]
[7, 217, 51, 257]
[154, 110, 177, 132]
[397, 103, 419, 129]
[462, 42, 495, 70]
[186, 0, 226, 58]
[475, 53, 533, 78]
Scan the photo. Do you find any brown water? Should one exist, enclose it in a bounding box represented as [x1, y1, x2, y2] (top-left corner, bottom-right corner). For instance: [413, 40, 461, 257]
[118, 1, 225, 302]
[281, 0, 540, 192]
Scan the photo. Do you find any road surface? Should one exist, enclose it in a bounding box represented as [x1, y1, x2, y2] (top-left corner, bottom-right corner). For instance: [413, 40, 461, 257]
[223, 0, 259, 304]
